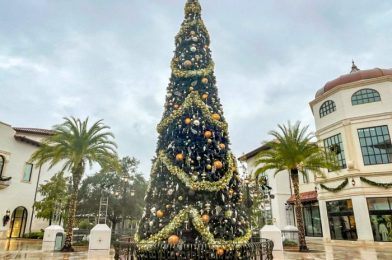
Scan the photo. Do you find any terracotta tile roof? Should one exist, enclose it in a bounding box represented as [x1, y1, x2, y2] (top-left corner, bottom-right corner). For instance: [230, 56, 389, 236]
[287, 191, 317, 204]
[315, 68, 392, 98]
[13, 127, 53, 135]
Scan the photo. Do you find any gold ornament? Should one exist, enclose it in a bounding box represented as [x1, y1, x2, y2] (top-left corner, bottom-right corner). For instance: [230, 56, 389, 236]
[135, 206, 252, 251]
[157, 91, 228, 134]
[206, 164, 212, 170]
[219, 143, 226, 149]
[155, 151, 236, 192]
[176, 153, 184, 161]
[216, 248, 225, 256]
[202, 93, 209, 100]
[204, 131, 212, 138]
[201, 214, 210, 223]
[214, 160, 223, 169]
[156, 210, 164, 218]
[184, 118, 192, 125]
[168, 235, 180, 245]
[201, 78, 209, 84]
[229, 189, 234, 196]
[183, 60, 192, 68]
[212, 113, 221, 120]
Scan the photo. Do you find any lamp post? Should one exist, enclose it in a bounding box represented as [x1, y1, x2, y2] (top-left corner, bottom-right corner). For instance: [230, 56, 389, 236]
[119, 174, 135, 234]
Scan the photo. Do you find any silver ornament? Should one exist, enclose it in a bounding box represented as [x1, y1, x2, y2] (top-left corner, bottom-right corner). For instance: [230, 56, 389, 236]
[190, 46, 197, 52]
[193, 120, 200, 126]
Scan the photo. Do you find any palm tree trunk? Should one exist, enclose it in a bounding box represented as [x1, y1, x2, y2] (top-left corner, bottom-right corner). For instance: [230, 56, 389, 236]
[62, 190, 77, 251]
[290, 169, 309, 252]
[62, 165, 83, 252]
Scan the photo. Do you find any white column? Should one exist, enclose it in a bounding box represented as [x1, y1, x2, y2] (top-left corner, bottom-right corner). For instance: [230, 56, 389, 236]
[319, 200, 331, 241]
[351, 195, 373, 241]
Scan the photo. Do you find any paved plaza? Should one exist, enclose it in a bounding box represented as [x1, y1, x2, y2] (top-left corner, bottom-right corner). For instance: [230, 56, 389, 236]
[1, 239, 392, 259]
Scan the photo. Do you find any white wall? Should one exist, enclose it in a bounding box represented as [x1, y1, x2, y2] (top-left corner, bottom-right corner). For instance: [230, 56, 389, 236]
[310, 77, 392, 242]
[0, 122, 69, 237]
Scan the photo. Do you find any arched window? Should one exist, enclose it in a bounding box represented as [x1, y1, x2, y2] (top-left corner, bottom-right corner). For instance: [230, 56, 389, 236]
[351, 88, 381, 105]
[0, 155, 4, 178]
[319, 100, 336, 118]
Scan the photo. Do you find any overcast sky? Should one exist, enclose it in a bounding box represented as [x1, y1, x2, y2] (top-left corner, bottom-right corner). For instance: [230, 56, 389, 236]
[1, 0, 391, 176]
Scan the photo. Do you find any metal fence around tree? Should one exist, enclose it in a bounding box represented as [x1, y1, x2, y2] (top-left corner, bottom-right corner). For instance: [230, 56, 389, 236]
[113, 239, 274, 260]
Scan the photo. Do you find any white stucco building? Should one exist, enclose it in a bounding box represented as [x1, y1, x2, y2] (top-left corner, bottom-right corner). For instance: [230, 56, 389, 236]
[239, 146, 321, 238]
[310, 63, 392, 242]
[0, 121, 68, 239]
[240, 63, 392, 243]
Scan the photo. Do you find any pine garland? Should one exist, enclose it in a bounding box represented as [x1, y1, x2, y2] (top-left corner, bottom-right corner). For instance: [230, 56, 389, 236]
[360, 177, 392, 189]
[320, 178, 348, 192]
[135, 207, 251, 251]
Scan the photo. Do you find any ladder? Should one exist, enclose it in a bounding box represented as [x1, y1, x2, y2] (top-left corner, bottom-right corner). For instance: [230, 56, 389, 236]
[98, 196, 109, 224]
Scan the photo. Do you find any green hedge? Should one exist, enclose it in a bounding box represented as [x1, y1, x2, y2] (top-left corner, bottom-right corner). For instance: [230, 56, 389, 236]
[24, 232, 44, 239]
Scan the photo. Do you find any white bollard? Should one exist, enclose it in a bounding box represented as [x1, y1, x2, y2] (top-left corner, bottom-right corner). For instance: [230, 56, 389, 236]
[88, 224, 111, 256]
[260, 225, 283, 251]
[42, 225, 64, 251]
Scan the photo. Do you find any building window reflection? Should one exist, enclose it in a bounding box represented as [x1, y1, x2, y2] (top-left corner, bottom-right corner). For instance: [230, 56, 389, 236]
[367, 197, 392, 242]
[302, 202, 322, 237]
[326, 199, 357, 240]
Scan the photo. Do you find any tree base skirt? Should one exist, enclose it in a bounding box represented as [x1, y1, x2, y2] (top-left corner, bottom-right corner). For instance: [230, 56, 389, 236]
[114, 240, 274, 260]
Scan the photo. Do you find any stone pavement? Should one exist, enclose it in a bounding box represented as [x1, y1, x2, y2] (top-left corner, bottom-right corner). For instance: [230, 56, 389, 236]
[1, 239, 392, 259]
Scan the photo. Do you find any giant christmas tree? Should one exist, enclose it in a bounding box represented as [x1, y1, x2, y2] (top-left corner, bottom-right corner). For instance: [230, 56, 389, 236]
[136, 0, 251, 254]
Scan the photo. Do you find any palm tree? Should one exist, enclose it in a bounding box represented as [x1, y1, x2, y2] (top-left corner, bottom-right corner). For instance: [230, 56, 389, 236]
[254, 121, 339, 252]
[31, 117, 118, 251]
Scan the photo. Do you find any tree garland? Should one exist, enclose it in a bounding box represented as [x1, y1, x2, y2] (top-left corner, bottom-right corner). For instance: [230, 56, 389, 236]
[156, 150, 235, 191]
[135, 207, 251, 251]
[171, 58, 214, 78]
[157, 91, 228, 134]
[175, 19, 210, 46]
[360, 177, 392, 189]
[320, 178, 348, 192]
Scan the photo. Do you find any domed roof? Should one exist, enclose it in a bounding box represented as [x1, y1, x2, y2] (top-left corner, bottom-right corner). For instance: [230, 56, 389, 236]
[315, 62, 392, 98]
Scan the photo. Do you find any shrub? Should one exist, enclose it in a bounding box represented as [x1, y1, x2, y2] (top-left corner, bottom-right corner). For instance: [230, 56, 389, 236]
[283, 239, 298, 247]
[24, 232, 44, 239]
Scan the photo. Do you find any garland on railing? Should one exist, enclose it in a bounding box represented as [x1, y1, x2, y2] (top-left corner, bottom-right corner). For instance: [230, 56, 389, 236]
[360, 177, 392, 189]
[320, 178, 348, 192]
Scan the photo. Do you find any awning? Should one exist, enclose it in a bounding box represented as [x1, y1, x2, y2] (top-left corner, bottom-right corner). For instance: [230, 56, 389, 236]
[287, 191, 317, 204]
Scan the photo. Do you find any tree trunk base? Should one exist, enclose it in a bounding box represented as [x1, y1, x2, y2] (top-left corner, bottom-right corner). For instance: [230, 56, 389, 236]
[299, 245, 309, 252]
[61, 245, 75, 252]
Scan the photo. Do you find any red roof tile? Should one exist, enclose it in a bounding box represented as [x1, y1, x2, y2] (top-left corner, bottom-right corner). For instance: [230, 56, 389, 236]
[287, 191, 317, 204]
[315, 68, 392, 98]
[13, 127, 53, 135]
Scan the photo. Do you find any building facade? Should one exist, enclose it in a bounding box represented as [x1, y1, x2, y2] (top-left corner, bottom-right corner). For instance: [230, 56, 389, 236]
[0, 121, 68, 239]
[310, 64, 392, 242]
[240, 63, 392, 242]
[239, 146, 321, 238]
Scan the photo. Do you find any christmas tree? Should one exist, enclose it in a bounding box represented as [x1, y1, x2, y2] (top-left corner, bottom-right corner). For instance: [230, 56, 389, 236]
[136, 0, 251, 254]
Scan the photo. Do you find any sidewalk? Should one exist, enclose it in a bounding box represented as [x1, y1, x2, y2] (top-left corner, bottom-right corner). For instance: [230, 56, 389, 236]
[2, 238, 392, 259]
[276, 240, 392, 260]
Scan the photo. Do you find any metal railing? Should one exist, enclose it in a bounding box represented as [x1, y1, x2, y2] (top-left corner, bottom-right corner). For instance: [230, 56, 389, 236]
[113, 239, 274, 260]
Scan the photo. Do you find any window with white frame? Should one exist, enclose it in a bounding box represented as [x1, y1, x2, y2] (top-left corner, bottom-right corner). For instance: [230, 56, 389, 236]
[22, 163, 33, 182]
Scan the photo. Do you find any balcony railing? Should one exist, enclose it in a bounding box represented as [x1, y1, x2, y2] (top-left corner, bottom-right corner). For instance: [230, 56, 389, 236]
[0, 176, 11, 189]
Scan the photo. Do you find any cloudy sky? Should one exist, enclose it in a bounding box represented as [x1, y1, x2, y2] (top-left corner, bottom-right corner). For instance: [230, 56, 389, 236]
[1, 0, 391, 176]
